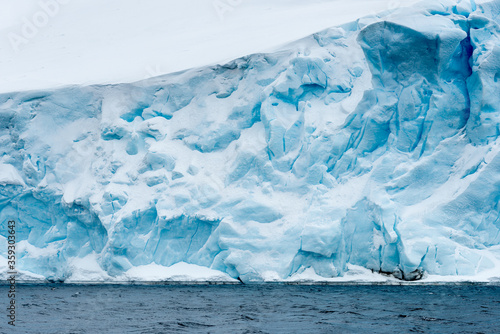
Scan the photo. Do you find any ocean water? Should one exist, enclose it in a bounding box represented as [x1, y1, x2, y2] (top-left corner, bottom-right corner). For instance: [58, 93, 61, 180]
[3, 284, 500, 333]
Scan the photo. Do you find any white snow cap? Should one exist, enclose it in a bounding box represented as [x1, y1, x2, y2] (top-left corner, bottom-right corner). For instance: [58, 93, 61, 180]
[0, 0, 422, 93]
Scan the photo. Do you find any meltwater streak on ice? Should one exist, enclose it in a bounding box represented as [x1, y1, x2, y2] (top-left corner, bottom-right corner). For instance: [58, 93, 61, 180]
[1, 0, 500, 283]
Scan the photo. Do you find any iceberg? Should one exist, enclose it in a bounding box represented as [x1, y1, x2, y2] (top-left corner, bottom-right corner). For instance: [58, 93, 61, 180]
[1, 0, 500, 282]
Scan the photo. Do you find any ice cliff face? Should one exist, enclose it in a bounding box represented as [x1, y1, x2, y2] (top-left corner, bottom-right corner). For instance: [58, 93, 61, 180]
[1, 0, 500, 282]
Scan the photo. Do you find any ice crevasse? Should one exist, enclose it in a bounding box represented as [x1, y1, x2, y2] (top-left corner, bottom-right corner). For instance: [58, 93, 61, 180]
[1, 0, 500, 282]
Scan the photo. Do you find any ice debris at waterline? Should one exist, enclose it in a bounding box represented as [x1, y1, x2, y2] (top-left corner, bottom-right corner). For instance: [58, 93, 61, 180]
[2, 0, 500, 283]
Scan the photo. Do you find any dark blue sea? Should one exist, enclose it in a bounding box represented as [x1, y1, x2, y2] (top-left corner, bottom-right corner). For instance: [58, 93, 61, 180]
[3, 284, 500, 333]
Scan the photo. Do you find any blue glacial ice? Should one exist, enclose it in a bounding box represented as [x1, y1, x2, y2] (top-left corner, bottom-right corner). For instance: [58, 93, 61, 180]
[1, 0, 500, 282]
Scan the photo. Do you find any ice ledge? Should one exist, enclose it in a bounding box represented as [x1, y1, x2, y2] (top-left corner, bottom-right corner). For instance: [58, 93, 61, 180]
[0, 163, 26, 186]
[2, 263, 499, 285]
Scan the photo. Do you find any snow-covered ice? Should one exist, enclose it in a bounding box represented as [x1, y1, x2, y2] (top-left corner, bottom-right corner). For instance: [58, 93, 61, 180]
[1, 0, 500, 283]
[0, 0, 422, 93]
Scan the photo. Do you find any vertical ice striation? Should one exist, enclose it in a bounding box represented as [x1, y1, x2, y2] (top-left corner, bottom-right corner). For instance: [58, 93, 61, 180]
[1, 0, 500, 282]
